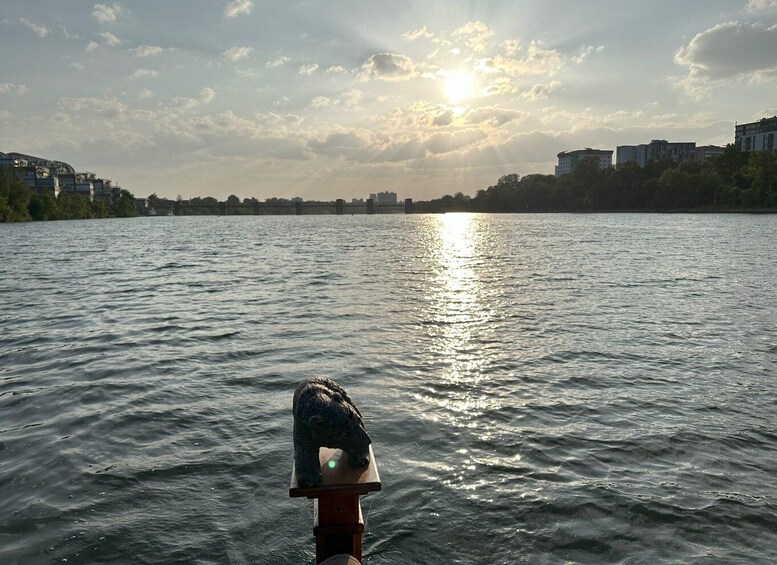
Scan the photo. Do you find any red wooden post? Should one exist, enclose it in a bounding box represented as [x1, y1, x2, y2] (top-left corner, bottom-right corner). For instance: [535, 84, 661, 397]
[290, 446, 381, 563]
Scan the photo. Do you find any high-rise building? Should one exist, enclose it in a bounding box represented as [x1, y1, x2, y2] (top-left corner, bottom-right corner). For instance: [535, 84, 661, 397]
[694, 145, 725, 160]
[555, 149, 613, 177]
[616, 140, 696, 167]
[735, 116, 777, 152]
[369, 191, 398, 204]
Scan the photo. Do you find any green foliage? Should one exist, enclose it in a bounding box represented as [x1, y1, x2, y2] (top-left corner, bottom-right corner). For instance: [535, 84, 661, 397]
[112, 189, 138, 218]
[0, 172, 33, 222]
[28, 193, 59, 220]
[57, 192, 92, 219]
[0, 173, 139, 223]
[419, 148, 777, 213]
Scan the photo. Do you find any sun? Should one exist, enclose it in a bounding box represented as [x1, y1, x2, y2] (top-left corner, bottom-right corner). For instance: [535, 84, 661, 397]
[444, 71, 476, 105]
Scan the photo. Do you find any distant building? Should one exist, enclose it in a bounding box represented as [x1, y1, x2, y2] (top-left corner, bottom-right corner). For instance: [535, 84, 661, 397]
[74, 173, 95, 202]
[616, 140, 696, 167]
[616, 145, 639, 166]
[694, 145, 725, 160]
[0, 151, 120, 202]
[735, 116, 777, 152]
[34, 174, 61, 198]
[0, 152, 21, 168]
[369, 191, 398, 204]
[351, 198, 364, 204]
[135, 198, 149, 216]
[555, 148, 613, 177]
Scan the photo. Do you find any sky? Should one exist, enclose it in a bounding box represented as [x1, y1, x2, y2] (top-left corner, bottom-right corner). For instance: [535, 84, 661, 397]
[2, 0, 777, 201]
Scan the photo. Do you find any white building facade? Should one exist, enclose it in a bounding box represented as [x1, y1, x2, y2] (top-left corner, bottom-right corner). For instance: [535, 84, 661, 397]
[735, 116, 777, 152]
[369, 191, 398, 204]
[555, 149, 613, 177]
[616, 140, 696, 167]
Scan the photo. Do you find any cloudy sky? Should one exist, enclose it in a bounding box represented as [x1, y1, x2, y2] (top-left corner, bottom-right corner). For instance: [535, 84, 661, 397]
[2, 0, 777, 200]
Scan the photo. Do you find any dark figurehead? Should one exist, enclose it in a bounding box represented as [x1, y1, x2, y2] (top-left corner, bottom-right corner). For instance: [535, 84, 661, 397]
[293, 377, 372, 488]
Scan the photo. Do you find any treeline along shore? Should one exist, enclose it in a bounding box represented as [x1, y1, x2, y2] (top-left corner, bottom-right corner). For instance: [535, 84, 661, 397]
[0, 173, 138, 222]
[2, 145, 777, 223]
[415, 145, 777, 213]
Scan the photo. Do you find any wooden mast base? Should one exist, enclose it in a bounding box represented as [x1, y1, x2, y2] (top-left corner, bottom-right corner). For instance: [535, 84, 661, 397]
[290, 446, 381, 564]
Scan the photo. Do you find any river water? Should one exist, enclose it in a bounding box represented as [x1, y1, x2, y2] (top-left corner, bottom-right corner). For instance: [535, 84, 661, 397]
[1, 214, 776, 564]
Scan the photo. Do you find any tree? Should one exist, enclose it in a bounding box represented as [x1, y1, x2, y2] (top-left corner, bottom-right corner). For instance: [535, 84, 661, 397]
[0, 172, 32, 222]
[112, 189, 138, 217]
[28, 193, 59, 221]
[57, 192, 91, 219]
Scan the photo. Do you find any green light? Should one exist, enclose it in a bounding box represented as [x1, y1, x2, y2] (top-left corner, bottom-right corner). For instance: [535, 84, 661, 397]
[327, 460, 336, 469]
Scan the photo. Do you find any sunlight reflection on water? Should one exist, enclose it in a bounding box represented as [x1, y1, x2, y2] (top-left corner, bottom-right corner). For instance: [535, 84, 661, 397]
[417, 214, 507, 499]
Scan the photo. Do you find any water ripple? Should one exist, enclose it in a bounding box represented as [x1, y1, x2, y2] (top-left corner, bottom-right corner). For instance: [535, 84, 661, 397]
[1, 214, 776, 563]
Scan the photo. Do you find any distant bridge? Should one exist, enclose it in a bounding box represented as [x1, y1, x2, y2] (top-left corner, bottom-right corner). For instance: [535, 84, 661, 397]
[154, 199, 414, 216]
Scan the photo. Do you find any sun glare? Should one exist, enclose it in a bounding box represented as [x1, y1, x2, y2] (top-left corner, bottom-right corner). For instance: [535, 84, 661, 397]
[444, 71, 476, 104]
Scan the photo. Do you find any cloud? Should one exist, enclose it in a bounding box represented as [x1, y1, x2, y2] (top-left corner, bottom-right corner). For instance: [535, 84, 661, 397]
[139, 89, 154, 100]
[98, 32, 121, 46]
[326, 65, 348, 74]
[379, 101, 527, 136]
[476, 42, 565, 77]
[521, 81, 562, 100]
[223, 46, 254, 61]
[224, 0, 253, 17]
[92, 4, 123, 24]
[747, 0, 777, 10]
[20, 18, 49, 37]
[60, 26, 82, 40]
[309, 89, 363, 109]
[87, 32, 122, 51]
[483, 77, 519, 96]
[501, 39, 520, 57]
[358, 53, 415, 82]
[200, 88, 216, 104]
[159, 111, 262, 142]
[311, 96, 332, 108]
[431, 110, 453, 127]
[571, 45, 604, 65]
[133, 69, 159, 79]
[462, 107, 528, 127]
[675, 22, 777, 79]
[0, 83, 28, 96]
[454, 21, 493, 53]
[306, 130, 374, 160]
[58, 97, 131, 121]
[266, 56, 290, 68]
[173, 87, 216, 110]
[403, 26, 435, 41]
[132, 45, 164, 57]
[298, 63, 319, 76]
[674, 21, 777, 98]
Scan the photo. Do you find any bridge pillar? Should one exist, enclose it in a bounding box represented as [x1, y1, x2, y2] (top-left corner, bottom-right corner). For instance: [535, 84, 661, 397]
[366, 198, 375, 215]
[404, 198, 413, 214]
[336, 199, 345, 215]
[295, 201, 303, 215]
